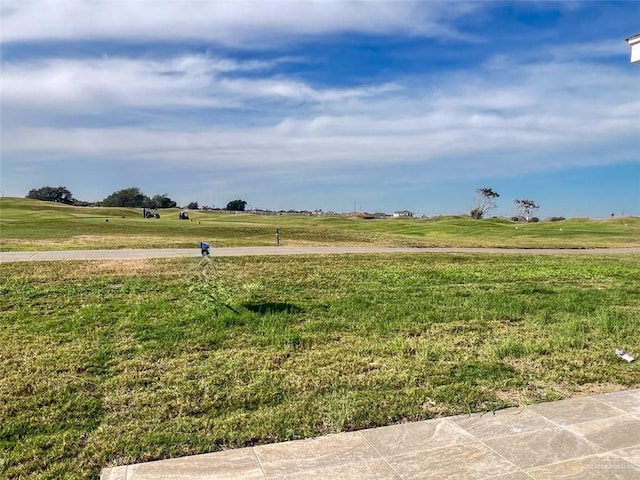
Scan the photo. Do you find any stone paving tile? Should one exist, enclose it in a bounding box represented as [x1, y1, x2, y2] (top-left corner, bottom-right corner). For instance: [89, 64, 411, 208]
[483, 428, 604, 470]
[565, 415, 640, 451]
[107, 449, 266, 480]
[485, 472, 533, 480]
[254, 431, 379, 478]
[385, 442, 520, 480]
[101, 467, 127, 480]
[359, 418, 475, 458]
[451, 407, 556, 440]
[615, 444, 640, 468]
[524, 454, 640, 479]
[266, 458, 402, 480]
[527, 396, 623, 426]
[592, 388, 640, 417]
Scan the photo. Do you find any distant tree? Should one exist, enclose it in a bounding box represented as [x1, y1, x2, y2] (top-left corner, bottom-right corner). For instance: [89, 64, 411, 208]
[186, 201, 199, 210]
[72, 199, 93, 207]
[150, 194, 177, 209]
[102, 187, 151, 207]
[26, 186, 74, 204]
[226, 199, 247, 211]
[514, 199, 539, 221]
[471, 187, 500, 219]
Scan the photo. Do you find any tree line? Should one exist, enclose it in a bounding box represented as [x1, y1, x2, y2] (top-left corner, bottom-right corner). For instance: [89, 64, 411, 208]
[26, 184, 537, 218]
[26, 186, 248, 211]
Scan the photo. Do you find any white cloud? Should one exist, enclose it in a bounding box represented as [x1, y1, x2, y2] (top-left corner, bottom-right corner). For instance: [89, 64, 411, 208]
[549, 39, 629, 61]
[1, 54, 400, 117]
[4, 56, 636, 168]
[1, 0, 479, 46]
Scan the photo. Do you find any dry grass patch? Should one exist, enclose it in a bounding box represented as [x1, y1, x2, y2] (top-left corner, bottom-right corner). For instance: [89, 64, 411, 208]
[94, 260, 158, 274]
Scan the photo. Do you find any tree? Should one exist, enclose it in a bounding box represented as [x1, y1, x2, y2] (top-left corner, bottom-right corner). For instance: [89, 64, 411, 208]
[150, 194, 177, 209]
[226, 199, 247, 211]
[471, 187, 499, 219]
[514, 199, 539, 221]
[102, 187, 151, 207]
[26, 186, 74, 204]
[186, 201, 199, 210]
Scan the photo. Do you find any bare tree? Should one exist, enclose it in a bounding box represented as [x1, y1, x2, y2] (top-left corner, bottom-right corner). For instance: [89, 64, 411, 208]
[514, 199, 539, 221]
[471, 187, 500, 219]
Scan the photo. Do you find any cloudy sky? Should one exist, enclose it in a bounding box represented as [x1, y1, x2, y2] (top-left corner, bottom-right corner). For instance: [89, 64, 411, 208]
[1, 0, 638, 217]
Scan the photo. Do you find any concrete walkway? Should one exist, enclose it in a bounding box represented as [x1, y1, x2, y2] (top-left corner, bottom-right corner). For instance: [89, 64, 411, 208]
[102, 388, 640, 479]
[2, 246, 640, 262]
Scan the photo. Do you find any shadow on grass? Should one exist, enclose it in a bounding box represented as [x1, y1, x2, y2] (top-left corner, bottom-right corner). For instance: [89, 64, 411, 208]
[243, 302, 304, 315]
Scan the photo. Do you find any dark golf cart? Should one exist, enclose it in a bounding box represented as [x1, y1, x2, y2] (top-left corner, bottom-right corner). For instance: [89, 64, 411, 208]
[142, 207, 160, 219]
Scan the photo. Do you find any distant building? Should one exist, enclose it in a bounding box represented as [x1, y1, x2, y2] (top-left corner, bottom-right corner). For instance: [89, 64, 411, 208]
[393, 210, 414, 218]
[627, 33, 640, 64]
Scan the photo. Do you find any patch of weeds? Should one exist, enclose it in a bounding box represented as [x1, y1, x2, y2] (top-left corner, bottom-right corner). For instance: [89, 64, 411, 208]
[187, 257, 237, 316]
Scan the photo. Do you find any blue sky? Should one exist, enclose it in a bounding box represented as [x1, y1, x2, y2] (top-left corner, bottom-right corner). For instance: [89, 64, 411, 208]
[1, 0, 638, 217]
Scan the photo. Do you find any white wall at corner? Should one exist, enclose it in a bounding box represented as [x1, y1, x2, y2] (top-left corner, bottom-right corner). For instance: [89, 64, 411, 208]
[628, 35, 640, 64]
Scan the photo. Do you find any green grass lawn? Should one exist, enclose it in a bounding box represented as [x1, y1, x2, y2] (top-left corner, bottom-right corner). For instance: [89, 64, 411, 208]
[2, 197, 639, 250]
[1, 254, 639, 479]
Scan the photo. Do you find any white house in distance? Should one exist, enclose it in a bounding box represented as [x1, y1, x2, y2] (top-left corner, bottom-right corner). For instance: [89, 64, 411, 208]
[393, 210, 414, 218]
[627, 33, 640, 64]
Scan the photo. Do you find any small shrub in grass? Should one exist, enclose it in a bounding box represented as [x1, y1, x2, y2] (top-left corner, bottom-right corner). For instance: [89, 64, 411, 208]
[550, 216, 566, 222]
[187, 257, 265, 318]
[187, 257, 237, 317]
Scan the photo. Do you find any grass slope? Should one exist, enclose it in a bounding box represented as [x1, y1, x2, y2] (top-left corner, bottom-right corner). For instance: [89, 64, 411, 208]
[1, 254, 639, 478]
[1, 197, 639, 250]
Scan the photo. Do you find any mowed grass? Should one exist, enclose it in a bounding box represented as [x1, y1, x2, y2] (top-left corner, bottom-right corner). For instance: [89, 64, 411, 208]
[1, 253, 639, 479]
[2, 197, 639, 250]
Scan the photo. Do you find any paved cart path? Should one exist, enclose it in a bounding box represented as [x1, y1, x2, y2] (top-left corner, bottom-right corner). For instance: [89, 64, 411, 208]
[2, 246, 640, 262]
